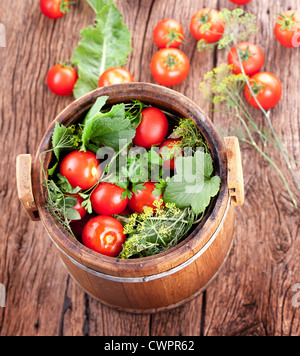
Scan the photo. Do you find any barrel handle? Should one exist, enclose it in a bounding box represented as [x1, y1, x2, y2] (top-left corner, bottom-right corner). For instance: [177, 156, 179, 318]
[16, 154, 40, 221]
[224, 137, 245, 207]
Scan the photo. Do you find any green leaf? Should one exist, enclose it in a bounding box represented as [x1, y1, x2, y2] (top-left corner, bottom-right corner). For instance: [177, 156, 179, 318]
[191, 176, 221, 214]
[131, 183, 147, 194]
[65, 208, 81, 221]
[81, 198, 93, 214]
[153, 178, 168, 198]
[114, 180, 132, 199]
[48, 123, 78, 176]
[148, 149, 162, 166]
[84, 96, 109, 124]
[122, 149, 150, 184]
[64, 196, 78, 208]
[57, 174, 81, 194]
[48, 161, 59, 176]
[72, 0, 132, 98]
[81, 104, 135, 151]
[78, 193, 89, 199]
[86, 0, 114, 13]
[164, 151, 221, 214]
[51, 122, 73, 160]
[164, 181, 194, 208]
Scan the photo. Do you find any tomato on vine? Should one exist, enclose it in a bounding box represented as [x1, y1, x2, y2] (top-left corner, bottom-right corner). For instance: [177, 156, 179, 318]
[274, 11, 300, 48]
[153, 19, 184, 48]
[190, 8, 225, 43]
[244, 72, 282, 110]
[151, 48, 190, 87]
[228, 42, 264, 76]
[40, 0, 71, 19]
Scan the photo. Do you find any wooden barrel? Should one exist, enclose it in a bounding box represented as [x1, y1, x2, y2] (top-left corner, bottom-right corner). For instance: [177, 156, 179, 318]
[16, 83, 244, 313]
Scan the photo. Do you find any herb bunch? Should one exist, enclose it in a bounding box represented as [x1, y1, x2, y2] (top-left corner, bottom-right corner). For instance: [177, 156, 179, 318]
[119, 200, 195, 259]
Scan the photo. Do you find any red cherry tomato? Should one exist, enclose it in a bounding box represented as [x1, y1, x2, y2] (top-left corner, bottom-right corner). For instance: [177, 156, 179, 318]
[47, 64, 78, 96]
[60, 151, 101, 190]
[128, 182, 164, 214]
[40, 0, 69, 19]
[151, 48, 190, 87]
[82, 216, 126, 257]
[133, 107, 169, 149]
[159, 139, 182, 170]
[90, 183, 128, 216]
[98, 67, 134, 87]
[274, 11, 300, 48]
[244, 72, 282, 110]
[153, 19, 184, 48]
[228, 42, 264, 76]
[229, 0, 252, 5]
[190, 8, 225, 43]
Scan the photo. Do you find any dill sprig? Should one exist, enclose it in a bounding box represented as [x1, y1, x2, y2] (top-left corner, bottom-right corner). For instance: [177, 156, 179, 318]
[200, 64, 298, 207]
[119, 200, 197, 259]
[198, 8, 299, 208]
[173, 118, 209, 153]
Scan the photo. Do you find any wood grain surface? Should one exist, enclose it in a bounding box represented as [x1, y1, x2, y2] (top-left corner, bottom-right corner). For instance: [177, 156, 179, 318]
[0, 0, 299, 336]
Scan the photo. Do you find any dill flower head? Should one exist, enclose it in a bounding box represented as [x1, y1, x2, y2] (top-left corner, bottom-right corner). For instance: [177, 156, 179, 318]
[119, 202, 195, 259]
[173, 118, 209, 152]
[200, 63, 247, 106]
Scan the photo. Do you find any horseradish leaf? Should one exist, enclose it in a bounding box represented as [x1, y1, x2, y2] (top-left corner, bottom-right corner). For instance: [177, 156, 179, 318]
[81, 103, 135, 151]
[72, 0, 132, 98]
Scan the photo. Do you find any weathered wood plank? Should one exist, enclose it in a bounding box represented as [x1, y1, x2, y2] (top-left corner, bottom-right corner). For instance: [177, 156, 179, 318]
[202, 0, 300, 336]
[0, 0, 93, 336]
[0, 0, 299, 336]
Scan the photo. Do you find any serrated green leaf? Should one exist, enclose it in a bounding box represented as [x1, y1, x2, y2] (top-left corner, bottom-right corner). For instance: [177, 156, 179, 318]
[164, 181, 194, 208]
[163, 151, 221, 214]
[84, 117, 135, 151]
[81, 103, 135, 151]
[191, 176, 221, 214]
[48, 123, 78, 176]
[148, 148, 162, 166]
[153, 179, 168, 198]
[132, 183, 147, 194]
[51, 123, 73, 160]
[72, 0, 132, 98]
[81, 198, 93, 214]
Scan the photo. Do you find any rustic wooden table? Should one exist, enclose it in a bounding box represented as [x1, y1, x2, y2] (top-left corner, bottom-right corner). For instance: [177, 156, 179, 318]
[0, 0, 299, 336]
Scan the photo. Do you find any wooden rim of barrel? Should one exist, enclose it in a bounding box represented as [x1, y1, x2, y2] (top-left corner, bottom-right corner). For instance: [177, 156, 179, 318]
[31, 83, 231, 279]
